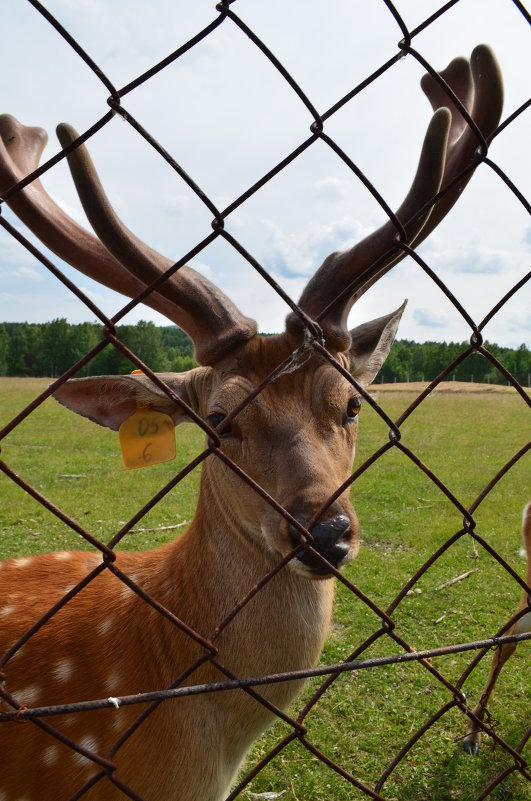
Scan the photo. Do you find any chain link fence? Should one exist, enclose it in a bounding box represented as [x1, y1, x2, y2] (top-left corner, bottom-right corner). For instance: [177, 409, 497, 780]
[0, 1, 530, 799]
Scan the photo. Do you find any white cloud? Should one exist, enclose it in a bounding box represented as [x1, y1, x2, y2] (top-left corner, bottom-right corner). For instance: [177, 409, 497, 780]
[0, 223, 40, 267]
[189, 259, 215, 281]
[163, 195, 192, 218]
[16, 266, 43, 282]
[313, 177, 349, 202]
[505, 305, 531, 334]
[418, 235, 511, 277]
[261, 217, 372, 278]
[413, 308, 449, 329]
[78, 286, 110, 304]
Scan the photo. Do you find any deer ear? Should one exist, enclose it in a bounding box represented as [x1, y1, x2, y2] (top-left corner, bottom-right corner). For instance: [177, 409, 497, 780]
[348, 301, 406, 387]
[53, 370, 207, 431]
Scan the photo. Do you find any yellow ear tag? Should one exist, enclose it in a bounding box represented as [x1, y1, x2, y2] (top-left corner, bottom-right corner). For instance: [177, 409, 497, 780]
[118, 374, 176, 470]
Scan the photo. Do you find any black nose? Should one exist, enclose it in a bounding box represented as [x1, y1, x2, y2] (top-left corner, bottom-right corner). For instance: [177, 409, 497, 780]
[289, 514, 351, 574]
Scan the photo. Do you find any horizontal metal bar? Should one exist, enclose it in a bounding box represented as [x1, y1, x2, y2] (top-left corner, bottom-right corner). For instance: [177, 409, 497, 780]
[2, 632, 529, 723]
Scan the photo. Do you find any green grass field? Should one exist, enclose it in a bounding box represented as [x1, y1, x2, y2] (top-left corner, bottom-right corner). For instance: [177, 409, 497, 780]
[1, 377, 530, 801]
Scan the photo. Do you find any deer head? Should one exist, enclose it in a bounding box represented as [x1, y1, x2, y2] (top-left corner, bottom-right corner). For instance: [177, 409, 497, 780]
[0, 45, 503, 579]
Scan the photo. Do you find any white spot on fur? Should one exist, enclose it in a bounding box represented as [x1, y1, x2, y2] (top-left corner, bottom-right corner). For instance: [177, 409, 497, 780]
[54, 551, 72, 561]
[13, 557, 32, 568]
[42, 744, 60, 766]
[18, 685, 41, 705]
[0, 605, 14, 618]
[98, 617, 114, 636]
[107, 672, 121, 693]
[53, 658, 74, 683]
[72, 735, 99, 768]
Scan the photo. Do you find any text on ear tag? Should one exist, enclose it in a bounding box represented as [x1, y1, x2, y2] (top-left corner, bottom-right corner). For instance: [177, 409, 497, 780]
[119, 405, 176, 470]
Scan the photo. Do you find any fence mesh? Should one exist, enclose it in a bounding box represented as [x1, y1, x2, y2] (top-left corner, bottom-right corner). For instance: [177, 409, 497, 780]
[0, 1, 530, 800]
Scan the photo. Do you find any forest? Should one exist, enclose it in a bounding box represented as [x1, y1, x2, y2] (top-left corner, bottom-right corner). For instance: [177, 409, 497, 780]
[0, 320, 529, 386]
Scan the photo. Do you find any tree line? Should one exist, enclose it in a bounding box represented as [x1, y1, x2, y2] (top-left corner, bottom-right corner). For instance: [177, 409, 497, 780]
[0, 320, 194, 378]
[0, 320, 529, 386]
[378, 338, 530, 386]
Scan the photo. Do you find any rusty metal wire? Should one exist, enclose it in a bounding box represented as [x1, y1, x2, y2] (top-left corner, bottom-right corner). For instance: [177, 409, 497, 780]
[0, 1, 530, 800]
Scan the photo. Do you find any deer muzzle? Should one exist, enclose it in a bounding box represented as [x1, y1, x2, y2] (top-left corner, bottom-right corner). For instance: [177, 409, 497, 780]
[289, 513, 352, 575]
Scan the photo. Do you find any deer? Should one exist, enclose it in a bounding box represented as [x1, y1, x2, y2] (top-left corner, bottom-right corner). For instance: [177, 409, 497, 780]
[463, 502, 531, 756]
[0, 45, 503, 801]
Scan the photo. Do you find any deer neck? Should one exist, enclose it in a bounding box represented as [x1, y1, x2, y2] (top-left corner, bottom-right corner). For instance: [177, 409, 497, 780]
[152, 463, 335, 681]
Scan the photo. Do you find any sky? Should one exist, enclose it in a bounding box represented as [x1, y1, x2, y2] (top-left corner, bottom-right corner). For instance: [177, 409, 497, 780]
[0, 0, 530, 349]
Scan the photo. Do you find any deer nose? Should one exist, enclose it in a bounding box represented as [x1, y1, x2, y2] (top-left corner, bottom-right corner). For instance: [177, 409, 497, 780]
[289, 514, 352, 574]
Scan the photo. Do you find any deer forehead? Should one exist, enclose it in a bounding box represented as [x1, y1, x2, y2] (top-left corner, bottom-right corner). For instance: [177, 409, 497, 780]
[209, 361, 355, 424]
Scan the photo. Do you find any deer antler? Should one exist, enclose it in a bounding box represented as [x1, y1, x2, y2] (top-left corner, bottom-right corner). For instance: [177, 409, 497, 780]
[0, 116, 256, 365]
[287, 45, 503, 351]
[1, 46, 503, 362]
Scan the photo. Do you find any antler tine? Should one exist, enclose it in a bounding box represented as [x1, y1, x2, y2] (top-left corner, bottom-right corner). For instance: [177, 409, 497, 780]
[287, 45, 503, 353]
[346, 45, 503, 315]
[56, 124, 256, 364]
[0, 116, 256, 365]
[286, 107, 451, 351]
[0, 114, 155, 304]
[412, 44, 503, 245]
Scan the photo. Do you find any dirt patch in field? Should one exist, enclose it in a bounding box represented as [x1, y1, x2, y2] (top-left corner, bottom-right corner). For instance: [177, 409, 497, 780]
[368, 380, 529, 395]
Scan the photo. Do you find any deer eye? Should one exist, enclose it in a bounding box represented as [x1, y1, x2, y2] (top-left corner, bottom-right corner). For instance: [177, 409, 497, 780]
[206, 413, 233, 439]
[346, 396, 362, 421]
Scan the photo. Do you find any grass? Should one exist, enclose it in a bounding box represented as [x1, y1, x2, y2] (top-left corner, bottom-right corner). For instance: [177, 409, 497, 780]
[1, 377, 530, 801]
